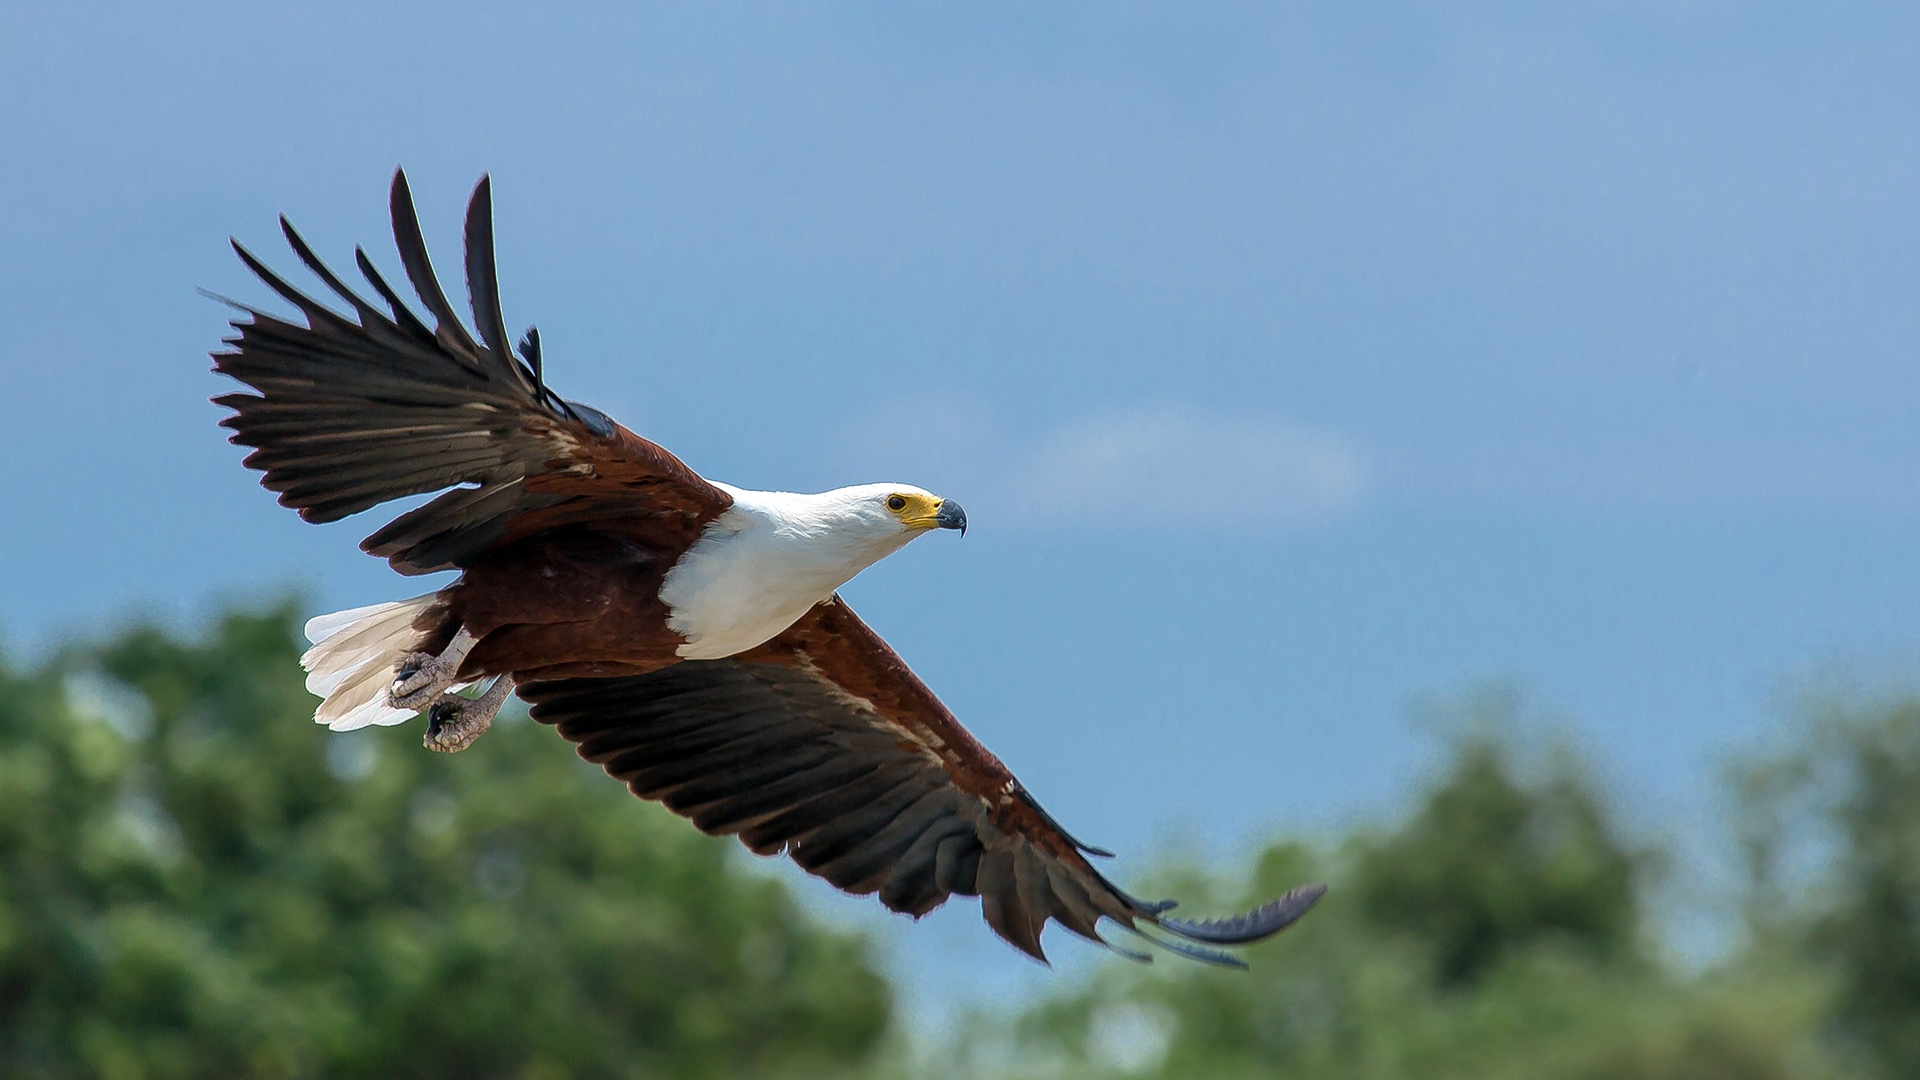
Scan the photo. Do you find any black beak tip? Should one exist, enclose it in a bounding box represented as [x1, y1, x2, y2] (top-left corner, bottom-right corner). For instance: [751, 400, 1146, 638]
[937, 500, 968, 534]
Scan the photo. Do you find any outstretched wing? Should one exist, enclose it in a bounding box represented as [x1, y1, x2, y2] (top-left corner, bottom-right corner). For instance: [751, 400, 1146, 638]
[211, 170, 732, 574]
[518, 597, 1324, 967]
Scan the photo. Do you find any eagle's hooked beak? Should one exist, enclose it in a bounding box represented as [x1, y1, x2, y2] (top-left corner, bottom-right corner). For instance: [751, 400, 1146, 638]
[935, 499, 967, 535]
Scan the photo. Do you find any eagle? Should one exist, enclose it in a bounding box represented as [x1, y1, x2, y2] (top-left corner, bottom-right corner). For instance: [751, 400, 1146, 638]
[210, 171, 1324, 968]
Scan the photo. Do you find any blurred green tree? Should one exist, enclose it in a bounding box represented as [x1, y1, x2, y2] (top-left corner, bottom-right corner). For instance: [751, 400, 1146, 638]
[13, 603, 1909, 1080]
[1735, 695, 1920, 1080]
[1347, 715, 1643, 986]
[0, 601, 891, 1079]
[943, 694, 1840, 1080]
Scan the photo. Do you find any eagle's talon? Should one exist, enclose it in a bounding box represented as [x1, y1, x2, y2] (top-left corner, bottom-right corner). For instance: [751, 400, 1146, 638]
[422, 697, 485, 753]
[420, 675, 513, 754]
[390, 652, 449, 709]
[388, 629, 480, 711]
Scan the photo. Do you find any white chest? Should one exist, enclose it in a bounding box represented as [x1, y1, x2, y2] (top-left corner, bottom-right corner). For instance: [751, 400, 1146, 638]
[657, 497, 913, 659]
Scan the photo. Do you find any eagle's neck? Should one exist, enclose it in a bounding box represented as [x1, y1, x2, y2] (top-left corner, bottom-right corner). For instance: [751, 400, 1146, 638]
[657, 485, 916, 659]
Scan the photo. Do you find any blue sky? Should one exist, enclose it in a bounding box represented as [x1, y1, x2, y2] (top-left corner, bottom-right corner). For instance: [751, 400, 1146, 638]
[6, 0, 1920, 1024]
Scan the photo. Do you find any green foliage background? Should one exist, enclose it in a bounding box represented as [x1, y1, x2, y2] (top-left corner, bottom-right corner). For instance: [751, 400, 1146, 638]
[3, 601, 1917, 1079]
[0, 603, 887, 1079]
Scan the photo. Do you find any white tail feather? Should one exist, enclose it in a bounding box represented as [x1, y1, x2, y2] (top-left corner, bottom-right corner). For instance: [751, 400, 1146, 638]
[301, 595, 443, 731]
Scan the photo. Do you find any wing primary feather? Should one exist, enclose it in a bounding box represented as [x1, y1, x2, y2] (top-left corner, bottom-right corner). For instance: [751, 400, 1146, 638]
[1130, 895, 1179, 916]
[933, 833, 982, 896]
[353, 246, 435, 341]
[461, 176, 535, 395]
[278, 217, 390, 333]
[230, 240, 346, 330]
[1093, 925, 1156, 965]
[1012, 846, 1060, 949]
[198, 285, 253, 313]
[1040, 864, 1110, 943]
[878, 818, 974, 916]
[1015, 788, 1116, 859]
[517, 325, 575, 418]
[563, 401, 616, 437]
[1154, 884, 1328, 946]
[519, 324, 562, 413]
[1125, 927, 1250, 970]
[977, 849, 1046, 962]
[387, 168, 483, 358]
[518, 326, 541, 372]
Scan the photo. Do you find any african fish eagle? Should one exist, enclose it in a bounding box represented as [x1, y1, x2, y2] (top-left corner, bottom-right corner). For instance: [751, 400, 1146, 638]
[209, 171, 1324, 967]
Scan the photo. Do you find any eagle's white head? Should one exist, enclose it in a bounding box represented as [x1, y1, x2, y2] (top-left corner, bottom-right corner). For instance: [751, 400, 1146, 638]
[661, 481, 967, 659]
[765, 481, 965, 538]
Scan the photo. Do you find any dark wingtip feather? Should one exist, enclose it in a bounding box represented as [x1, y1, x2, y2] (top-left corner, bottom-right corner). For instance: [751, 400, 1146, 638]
[463, 174, 538, 396]
[280, 216, 387, 324]
[1129, 928, 1251, 970]
[1094, 925, 1156, 965]
[197, 284, 251, 313]
[352, 246, 435, 341]
[388, 166, 483, 358]
[1015, 787, 1116, 858]
[389, 166, 413, 213]
[566, 401, 616, 438]
[227, 238, 341, 326]
[1155, 883, 1327, 947]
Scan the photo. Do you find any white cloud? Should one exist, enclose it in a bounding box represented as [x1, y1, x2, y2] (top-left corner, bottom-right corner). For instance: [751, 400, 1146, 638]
[1005, 407, 1367, 529]
[830, 401, 1369, 535]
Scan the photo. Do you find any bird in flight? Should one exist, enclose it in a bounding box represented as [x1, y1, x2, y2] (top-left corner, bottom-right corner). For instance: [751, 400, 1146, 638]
[210, 171, 1323, 967]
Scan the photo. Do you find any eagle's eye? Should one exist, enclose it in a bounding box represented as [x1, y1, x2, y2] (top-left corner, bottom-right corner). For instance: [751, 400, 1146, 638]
[886, 495, 909, 513]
